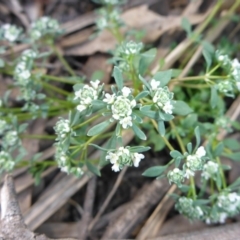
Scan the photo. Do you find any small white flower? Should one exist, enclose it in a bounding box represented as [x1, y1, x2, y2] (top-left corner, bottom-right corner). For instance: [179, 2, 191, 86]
[130, 99, 136, 107]
[150, 79, 160, 90]
[118, 147, 130, 156]
[196, 146, 206, 158]
[132, 153, 144, 167]
[106, 152, 119, 164]
[112, 162, 120, 172]
[219, 212, 228, 224]
[119, 116, 132, 129]
[184, 168, 195, 178]
[103, 93, 115, 104]
[122, 86, 131, 97]
[163, 101, 173, 114]
[90, 80, 100, 89]
[232, 58, 240, 68]
[74, 84, 99, 112]
[19, 70, 31, 79]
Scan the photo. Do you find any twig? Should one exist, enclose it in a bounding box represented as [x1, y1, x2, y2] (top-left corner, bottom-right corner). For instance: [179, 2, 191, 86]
[79, 176, 97, 240]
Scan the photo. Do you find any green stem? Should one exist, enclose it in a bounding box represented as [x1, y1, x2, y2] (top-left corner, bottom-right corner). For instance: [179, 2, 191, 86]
[208, 64, 221, 75]
[216, 157, 227, 189]
[41, 81, 70, 96]
[176, 83, 211, 89]
[169, 121, 186, 153]
[51, 44, 76, 77]
[20, 134, 56, 140]
[42, 74, 80, 84]
[190, 176, 197, 200]
[151, 119, 174, 151]
[73, 114, 102, 130]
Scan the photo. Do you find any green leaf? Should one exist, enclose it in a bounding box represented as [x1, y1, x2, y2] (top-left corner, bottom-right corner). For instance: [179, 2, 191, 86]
[202, 41, 214, 69]
[18, 123, 28, 133]
[73, 83, 84, 92]
[135, 91, 149, 101]
[70, 111, 81, 126]
[194, 126, 201, 149]
[140, 108, 157, 119]
[153, 70, 172, 87]
[86, 161, 101, 176]
[139, 74, 151, 89]
[158, 120, 165, 136]
[87, 120, 109, 136]
[133, 124, 147, 140]
[130, 146, 151, 153]
[213, 142, 224, 157]
[158, 111, 174, 121]
[142, 165, 167, 177]
[113, 66, 123, 90]
[229, 177, 240, 190]
[172, 101, 193, 116]
[223, 139, 240, 151]
[89, 143, 109, 152]
[139, 48, 157, 75]
[170, 150, 183, 159]
[210, 86, 218, 108]
[181, 17, 191, 35]
[187, 142, 192, 153]
[92, 100, 107, 111]
[223, 152, 240, 161]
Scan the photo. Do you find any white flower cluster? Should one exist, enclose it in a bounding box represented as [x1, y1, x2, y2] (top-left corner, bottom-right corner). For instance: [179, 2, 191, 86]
[0, 119, 9, 135]
[0, 119, 19, 149]
[167, 147, 206, 186]
[1, 24, 22, 42]
[106, 146, 144, 172]
[104, 87, 136, 129]
[184, 146, 206, 178]
[30, 16, 61, 41]
[55, 144, 83, 177]
[167, 168, 185, 186]
[175, 197, 204, 220]
[74, 80, 101, 112]
[215, 51, 240, 92]
[205, 192, 240, 224]
[0, 151, 15, 173]
[150, 79, 174, 114]
[14, 49, 37, 87]
[120, 41, 143, 56]
[217, 81, 233, 95]
[54, 118, 71, 140]
[216, 50, 231, 67]
[231, 58, 240, 90]
[96, 8, 122, 31]
[217, 192, 240, 215]
[201, 161, 218, 180]
[215, 116, 232, 133]
[3, 130, 18, 148]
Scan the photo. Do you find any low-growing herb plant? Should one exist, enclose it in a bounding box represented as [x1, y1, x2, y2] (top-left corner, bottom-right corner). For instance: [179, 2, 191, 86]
[1, 0, 240, 225]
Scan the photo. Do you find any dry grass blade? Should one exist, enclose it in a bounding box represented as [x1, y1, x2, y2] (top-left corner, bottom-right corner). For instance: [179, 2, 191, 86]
[79, 176, 97, 240]
[88, 166, 128, 231]
[152, 222, 240, 240]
